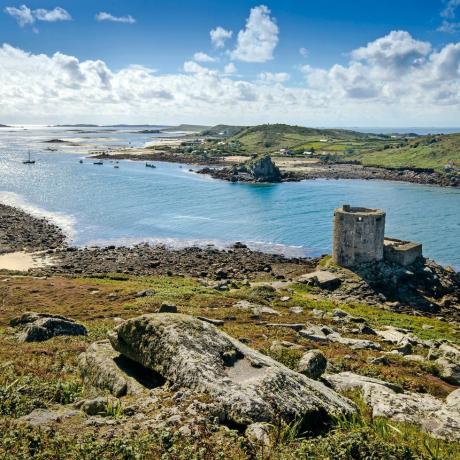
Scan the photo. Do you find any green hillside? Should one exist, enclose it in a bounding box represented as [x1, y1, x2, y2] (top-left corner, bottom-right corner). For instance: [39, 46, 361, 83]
[200, 124, 246, 137]
[351, 133, 460, 172]
[226, 123, 392, 154]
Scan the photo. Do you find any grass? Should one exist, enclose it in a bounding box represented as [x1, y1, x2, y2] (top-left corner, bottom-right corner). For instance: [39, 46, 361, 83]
[0, 273, 459, 458]
[350, 134, 460, 172]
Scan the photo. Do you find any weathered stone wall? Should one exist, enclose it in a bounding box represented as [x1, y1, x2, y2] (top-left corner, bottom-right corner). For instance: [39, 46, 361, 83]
[332, 205, 386, 267]
[384, 238, 423, 266]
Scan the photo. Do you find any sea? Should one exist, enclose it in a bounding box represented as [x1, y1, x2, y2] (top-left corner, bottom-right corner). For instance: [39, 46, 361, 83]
[0, 125, 459, 268]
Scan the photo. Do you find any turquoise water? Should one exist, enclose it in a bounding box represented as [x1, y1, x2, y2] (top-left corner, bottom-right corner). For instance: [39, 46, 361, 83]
[1, 127, 459, 267]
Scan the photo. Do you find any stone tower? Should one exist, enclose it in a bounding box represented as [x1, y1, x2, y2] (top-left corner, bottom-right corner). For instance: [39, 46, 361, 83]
[332, 204, 386, 267]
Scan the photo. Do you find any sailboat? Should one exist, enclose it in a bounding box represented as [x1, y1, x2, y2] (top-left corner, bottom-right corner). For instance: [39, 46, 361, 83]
[23, 151, 35, 164]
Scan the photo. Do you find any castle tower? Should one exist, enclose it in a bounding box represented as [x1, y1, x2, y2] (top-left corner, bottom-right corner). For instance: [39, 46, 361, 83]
[332, 204, 386, 267]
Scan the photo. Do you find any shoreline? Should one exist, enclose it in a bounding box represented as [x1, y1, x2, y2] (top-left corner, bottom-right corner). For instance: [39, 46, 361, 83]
[92, 151, 459, 188]
[0, 202, 316, 280]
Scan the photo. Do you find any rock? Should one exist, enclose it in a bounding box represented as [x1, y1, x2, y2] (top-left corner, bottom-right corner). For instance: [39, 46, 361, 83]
[298, 271, 341, 290]
[245, 154, 282, 182]
[390, 338, 413, 356]
[270, 340, 306, 353]
[197, 317, 224, 326]
[368, 355, 390, 365]
[280, 296, 291, 302]
[435, 357, 460, 385]
[266, 323, 304, 331]
[19, 408, 81, 427]
[358, 324, 377, 335]
[403, 354, 426, 362]
[78, 340, 163, 397]
[363, 384, 460, 441]
[158, 303, 178, 313]
[11, 312, 87, 342]
[324, 372, 403, 393]
[75, 396, 118, 416]
[288, 306, 304, 314]
[251, 306, 280, 317]
[332, 308, 349, 319]
[299, 326, 380, 350]
[298, 350, 327, 379]
[135, 289, 155, 298]
[375, 326, 417, 345]
[246, 422, 271, 446]
[446, 389, 460, 410]
[108, 313, 355, 427]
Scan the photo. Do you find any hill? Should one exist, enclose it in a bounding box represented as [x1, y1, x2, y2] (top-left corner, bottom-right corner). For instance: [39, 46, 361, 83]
[226, 123, 390, 154]
[200, 124, 246, 137]
[0, 124, 10, 128]
[350, 133, 460, 172]
[161, 124, 210, 132]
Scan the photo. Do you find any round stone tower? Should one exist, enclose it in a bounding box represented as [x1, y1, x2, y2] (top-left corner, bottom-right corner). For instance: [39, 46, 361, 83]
[332, 204, 386, 267]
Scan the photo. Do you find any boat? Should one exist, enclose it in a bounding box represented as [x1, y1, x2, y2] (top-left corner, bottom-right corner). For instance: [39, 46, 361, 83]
[145, 162, 156, 168]
[114, 165, 119, 169]
[23, 151, 35, 164]
[93, 161, 103, 165]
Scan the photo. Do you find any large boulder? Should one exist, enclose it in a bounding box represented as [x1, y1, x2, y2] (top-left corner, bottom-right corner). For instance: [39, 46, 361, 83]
[245, 155, 282, 182]
[78, 340, 163, 397]
[11, 311, 87, 342]
[326, 372, 460, 441]
[364, 385, 460, 441]
[108, 313, 355, 427]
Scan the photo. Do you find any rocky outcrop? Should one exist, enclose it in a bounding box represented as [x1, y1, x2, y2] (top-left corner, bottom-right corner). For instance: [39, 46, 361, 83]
[78, 340, 163, 397]
[107, 313, 355, 427]
[11, 312, 87, 342]
[326, 372, 460, 441]
[245, 155, 282, 182]
[298, 349, 327, 379]
[299, 324, 381, 350]
[197, 155, 283, 183]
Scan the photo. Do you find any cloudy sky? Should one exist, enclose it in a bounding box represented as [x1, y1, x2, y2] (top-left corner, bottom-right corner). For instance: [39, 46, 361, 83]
[1, 0, 460, 126]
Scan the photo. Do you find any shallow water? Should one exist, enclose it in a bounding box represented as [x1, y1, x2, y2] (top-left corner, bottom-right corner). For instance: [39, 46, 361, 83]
[1, 127, 459, 268]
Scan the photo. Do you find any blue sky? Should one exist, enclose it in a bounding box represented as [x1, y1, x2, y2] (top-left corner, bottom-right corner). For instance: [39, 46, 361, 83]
[1, 1, 460, 126]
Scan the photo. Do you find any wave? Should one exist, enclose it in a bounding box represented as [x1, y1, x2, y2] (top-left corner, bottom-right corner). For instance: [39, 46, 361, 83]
[0, 191, 76, 239]
[83, 235, 321, 257]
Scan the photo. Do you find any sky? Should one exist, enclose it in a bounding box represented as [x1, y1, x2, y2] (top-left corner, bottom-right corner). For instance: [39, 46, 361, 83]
[1, 0, 460, 126]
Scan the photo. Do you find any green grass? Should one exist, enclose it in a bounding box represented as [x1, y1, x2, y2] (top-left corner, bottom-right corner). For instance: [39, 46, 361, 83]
[351, 134, 460, 172]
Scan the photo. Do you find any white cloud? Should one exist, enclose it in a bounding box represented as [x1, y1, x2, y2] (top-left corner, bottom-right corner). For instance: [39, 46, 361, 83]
[441, 0, 460, 18]
[258, 72, 290, 83]
[299, 47, 308, 57]
[210, 26, 233, 49]
[231, 5, 279, 63]
[224, 62, 237, 75]
[95, 12, 136, 24]
[193, 52, 216, 63]
[34, 7, 71, 22]
[4, 5, 71, 27]
[1, 31, 460, 126]
[438, 20, 460, 33]
[183, 60, 216, 75]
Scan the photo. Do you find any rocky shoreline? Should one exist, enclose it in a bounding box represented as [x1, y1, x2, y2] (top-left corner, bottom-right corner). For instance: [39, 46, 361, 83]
[0, 204, 67, 255]
[0, 202, 314, 280]
[94, 150, 459, 187]
[198, 162, 459, 187]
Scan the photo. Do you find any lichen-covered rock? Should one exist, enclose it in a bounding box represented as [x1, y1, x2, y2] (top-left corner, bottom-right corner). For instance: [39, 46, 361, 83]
[298, 349, 327, 379]
[75, 396, 118, 416]
[324, 372, 403, 393]
[363, 385, 460, 441]
[435, 357, 460, 385]
[11, 311, 87, 342]
[108, 313, 355, 427]
[78, 340, 163, 397]
[326, 372, 460, 440]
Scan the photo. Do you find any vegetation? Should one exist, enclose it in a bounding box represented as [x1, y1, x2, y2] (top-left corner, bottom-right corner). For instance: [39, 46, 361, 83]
[350, 133, 460, 172]
[0, 273, 459, 458]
